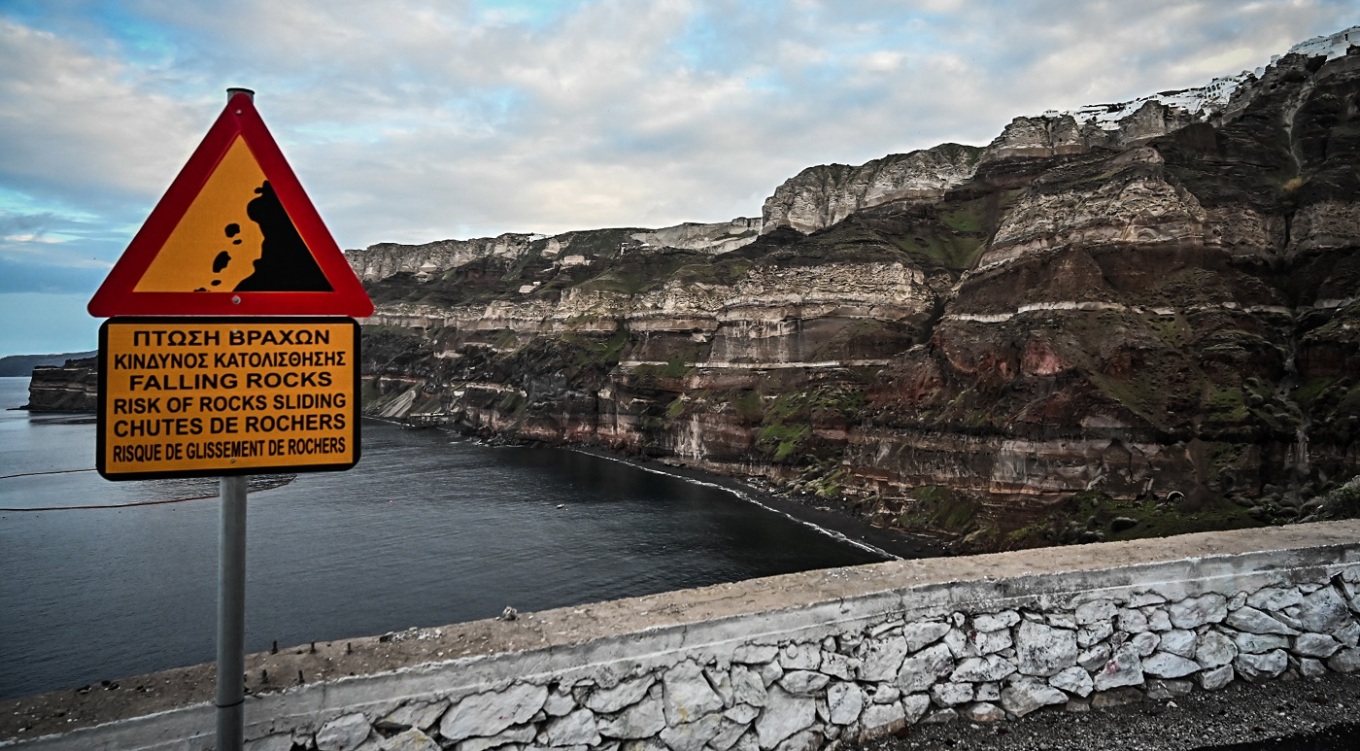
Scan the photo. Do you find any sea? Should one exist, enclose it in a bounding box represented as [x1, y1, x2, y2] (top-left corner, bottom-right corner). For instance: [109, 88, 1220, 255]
[0, 376, 888, 700]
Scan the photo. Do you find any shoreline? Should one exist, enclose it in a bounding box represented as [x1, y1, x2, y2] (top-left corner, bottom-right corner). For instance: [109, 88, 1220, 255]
[419, 420, 948, 562]
[575, 447, 947, 561]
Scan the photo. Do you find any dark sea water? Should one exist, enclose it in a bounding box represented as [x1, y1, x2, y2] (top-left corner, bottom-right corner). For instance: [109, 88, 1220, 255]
[0, 376, 884, 699]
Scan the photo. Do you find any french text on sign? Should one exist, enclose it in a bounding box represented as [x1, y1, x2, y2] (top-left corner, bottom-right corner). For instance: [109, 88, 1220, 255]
[96, 316, 361, 480]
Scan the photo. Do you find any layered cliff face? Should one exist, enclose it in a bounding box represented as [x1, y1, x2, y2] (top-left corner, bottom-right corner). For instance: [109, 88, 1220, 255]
[348, 220, 763, 283]
[354, 45, 1360, 551]
[24, 358, 98, 412]
[761, 144, 983, 234]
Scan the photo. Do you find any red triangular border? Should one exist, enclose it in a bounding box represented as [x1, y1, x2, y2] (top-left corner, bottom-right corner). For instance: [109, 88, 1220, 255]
[88, 92, 374, 317]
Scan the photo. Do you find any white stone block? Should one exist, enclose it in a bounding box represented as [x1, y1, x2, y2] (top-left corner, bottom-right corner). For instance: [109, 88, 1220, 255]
[901, 694, 931, 724]
[1145, 608, 1173, 632]
[858, 700, 906, 738]
[1015, 621, 1078, 677]
[1293, 633, 1341, 658]
[1194, 631, 1237, 668]
[856, 636, 908, 682]
[1246, 586, 1302, 612]
[973, 611, 1021, 633]
[1048, 666, 1093, 698]
[1233, 631, 1290, 654]
[659, 713, 723, 751]
[1235, 650, 1288, 682]
[1077, 644, 1111, 672]
[1045, 613, 1077, 630]
[827, 682, 863, 726]
[819, 652, 854, 680]
[1130, 631, 1160, 657]
[1077, 622, 1113, 648]
[1117, 609, 1149, 634]
[1297, 587, 1352, 633]
[755, 687, 815, 749]
[1142, 652, 1200, 679]
[896, 642, 954, 693]
[868, 685, 899, 705]
[777, 671, 830, 696]
[662, 662, 724, 726]
[943, 628, 977, 659]
[1159, 629, 1197, 658]
[378, 701, 449, 731]
[597, 697, 665, 739]
[950, 655, 1016, 683]
[772, 728, 820, 751]
[584, 678, 654, 714]
[457, 725, 535, 751]
[733, 645, 779, 664]
[1197, 664, 1234, 690]
[1075, 600, 1117, 626]
[1126, 593, 1167, 608]
[384, 728, 440, 751]
[901, 622, 951, 652]
[971, 628, 1013, 656]
[1328, 647, 1360, 673]
[1225, 607, 1298, 635]
[317, 713, 372, 751]
[1092, 645, 1143, 691]
[441, 685, 548, 743]
[544, 692, 576, 718]
[1299, 658, 1328, 679]
[1001, 676, 1067, 718]
[1334, 619, 1360, 648]
[1169, 594, 1227, 629]
[730, 666, 767, 708]
[725, 705, 760, 725]
[543, 709, 601, 748]
[929, 682, 974, 707]
[778, 643, 821, 671]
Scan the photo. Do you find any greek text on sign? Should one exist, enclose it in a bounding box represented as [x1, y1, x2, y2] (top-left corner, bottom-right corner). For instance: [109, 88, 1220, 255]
[97, 317, 360, 480]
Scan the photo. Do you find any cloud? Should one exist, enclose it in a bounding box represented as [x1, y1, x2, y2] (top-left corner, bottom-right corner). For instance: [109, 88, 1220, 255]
[0, 19, 208, 208]
[2, 0, 1355, 356]
[1, 0, 1356, 252]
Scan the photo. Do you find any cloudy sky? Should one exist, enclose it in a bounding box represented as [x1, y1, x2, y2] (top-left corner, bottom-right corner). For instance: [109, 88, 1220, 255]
[0, 0, 1355, 357]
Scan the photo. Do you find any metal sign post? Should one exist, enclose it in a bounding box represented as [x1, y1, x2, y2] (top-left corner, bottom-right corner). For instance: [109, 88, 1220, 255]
[86, 88, 373, 751]
[216, 475, 248, 751]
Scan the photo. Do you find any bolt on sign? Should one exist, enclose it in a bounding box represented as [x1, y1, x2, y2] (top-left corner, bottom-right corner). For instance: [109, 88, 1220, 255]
[98, 318, 360, 479]
[88, 90, 373, 480]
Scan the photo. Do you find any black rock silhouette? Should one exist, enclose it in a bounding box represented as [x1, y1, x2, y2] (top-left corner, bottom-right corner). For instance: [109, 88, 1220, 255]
[234, 181, 331, 292]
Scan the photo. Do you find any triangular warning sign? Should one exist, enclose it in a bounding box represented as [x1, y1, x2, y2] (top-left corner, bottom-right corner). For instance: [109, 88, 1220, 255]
[88, 90, 374, 317]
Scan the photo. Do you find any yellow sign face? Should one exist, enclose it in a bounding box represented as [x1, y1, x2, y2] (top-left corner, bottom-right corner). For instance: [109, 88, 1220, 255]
[134, 137, 269, 292]
[97, 317, 360, 480]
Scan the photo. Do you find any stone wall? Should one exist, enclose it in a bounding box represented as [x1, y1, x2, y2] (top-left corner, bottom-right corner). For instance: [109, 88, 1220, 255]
[3, 522, 1359, 751]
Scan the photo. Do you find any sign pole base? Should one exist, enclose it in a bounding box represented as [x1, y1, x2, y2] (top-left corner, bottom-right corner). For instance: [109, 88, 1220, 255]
[216, 475, 247, 751]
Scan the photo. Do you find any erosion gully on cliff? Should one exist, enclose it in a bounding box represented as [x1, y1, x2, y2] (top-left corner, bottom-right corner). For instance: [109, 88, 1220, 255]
[339, 37, 1360, 555]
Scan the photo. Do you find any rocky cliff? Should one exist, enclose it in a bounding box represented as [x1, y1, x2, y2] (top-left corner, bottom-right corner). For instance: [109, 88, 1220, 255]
[24, 357, 98, 412]
[352, 39, 1360, 552]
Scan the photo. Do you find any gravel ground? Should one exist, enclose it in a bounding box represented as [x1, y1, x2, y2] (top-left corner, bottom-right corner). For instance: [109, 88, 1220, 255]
[850, 672, 1360, 751]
